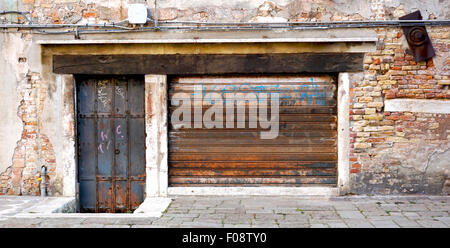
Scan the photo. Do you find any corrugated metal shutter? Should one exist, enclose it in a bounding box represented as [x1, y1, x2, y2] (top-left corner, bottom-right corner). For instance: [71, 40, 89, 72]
[168, 75, 337, 187]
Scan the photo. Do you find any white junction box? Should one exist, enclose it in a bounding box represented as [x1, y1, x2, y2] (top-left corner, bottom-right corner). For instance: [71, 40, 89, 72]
[128, 4, 148, 24]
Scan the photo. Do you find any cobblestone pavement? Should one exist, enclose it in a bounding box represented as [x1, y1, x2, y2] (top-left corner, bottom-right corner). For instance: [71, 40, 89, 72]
[0, 195, 449, 228]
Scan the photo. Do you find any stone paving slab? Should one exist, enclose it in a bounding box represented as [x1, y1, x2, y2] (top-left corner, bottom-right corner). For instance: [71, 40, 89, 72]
[343, 220, 375, 228]
[415, 219, 448, 228]
[369, 220, 400, 228]
[337, 210, 366, 219]
[393, 218, 422, 227]
[0, 195, 448, 228]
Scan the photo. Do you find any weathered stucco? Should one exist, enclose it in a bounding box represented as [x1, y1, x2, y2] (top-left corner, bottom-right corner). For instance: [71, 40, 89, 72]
[2, 0, 448, 24]
[0, 34, 23, 176]
[351, 141, 449, 194]
[0, 32, 62, 195]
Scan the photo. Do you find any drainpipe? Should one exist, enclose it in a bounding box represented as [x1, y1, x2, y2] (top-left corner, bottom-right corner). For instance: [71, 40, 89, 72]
[40, 166, 47, 197]
[154, 0, 158, 29]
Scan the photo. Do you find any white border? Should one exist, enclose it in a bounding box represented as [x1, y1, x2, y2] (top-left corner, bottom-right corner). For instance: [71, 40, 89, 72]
[337, 73, 351, 195]
[385, 99, 450, 114]
[37, 37, 377, 45]
[168, 187, 338, 196]
[165, 73, 352, 196]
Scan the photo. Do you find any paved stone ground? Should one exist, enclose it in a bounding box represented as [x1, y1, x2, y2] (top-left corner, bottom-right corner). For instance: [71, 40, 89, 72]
[0, 195, 448, 228]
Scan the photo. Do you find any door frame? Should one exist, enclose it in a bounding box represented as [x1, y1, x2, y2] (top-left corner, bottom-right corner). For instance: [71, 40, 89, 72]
[164, 73, 351, 196]
[74, 75, 147, 212]
[42, 36, 376, 200]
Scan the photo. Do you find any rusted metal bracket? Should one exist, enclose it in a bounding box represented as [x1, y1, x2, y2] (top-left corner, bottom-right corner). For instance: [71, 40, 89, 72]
[399, 10, 435, 62]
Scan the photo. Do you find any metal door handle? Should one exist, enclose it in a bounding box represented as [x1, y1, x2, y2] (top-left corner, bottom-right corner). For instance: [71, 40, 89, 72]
[115, 149, 120, 154]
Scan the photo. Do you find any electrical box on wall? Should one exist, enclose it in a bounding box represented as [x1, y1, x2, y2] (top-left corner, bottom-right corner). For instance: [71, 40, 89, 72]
[128, 4, 148, 24]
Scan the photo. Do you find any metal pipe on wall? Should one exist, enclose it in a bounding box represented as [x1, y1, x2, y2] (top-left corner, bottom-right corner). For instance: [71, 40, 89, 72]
[40, 166, 47, 197]
[0, 20, 449, 35]
[0, 11, 32, 24]
[154, 0, 158, 30]
[0, 19, 449, 29]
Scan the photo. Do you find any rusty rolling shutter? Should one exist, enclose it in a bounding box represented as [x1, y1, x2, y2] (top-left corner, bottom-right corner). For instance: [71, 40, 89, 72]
[168, 75, 337, 187]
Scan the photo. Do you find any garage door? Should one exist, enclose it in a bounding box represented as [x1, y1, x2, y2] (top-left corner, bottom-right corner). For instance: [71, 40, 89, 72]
[168, 75, 337, 187]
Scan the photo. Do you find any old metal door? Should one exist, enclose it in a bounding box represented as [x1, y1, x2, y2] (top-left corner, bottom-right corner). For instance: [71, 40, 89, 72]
[169, 75, 337, 187]
[77, 76, 145, 213]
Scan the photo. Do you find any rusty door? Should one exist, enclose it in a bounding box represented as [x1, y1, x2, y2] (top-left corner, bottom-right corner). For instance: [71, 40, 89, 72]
[168, 75, 337, 187]
[77, 76, 145, 213]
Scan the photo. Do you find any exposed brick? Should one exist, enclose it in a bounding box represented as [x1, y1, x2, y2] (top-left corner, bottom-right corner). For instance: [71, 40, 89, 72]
[354, 143, 372, 149]
[352, 163, 362, 169]
[387, 137, 409, 143]
[358, 97, 373, 103]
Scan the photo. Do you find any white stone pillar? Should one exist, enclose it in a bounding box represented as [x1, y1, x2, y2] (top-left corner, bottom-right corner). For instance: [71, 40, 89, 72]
[338, 73, 351, 195]
[145, 75, 168, 197]
[61, 74, 77, 197]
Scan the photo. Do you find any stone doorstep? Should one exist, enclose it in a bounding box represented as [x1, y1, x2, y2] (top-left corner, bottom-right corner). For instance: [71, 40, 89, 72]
[11, 197, 171, 219]
[134, 197, 172, 217]
[7, 197, 76, 216]
[0, 198, 52, 216]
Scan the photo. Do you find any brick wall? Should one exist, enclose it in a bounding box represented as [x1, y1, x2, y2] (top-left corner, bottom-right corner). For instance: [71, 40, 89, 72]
[349, 26, 449, 194]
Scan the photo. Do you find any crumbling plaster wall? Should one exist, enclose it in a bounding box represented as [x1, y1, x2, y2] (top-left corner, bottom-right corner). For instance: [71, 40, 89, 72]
[0, 31, 64, 196]
[2, 0, 448, 24]
[0, 34, 23, 185]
